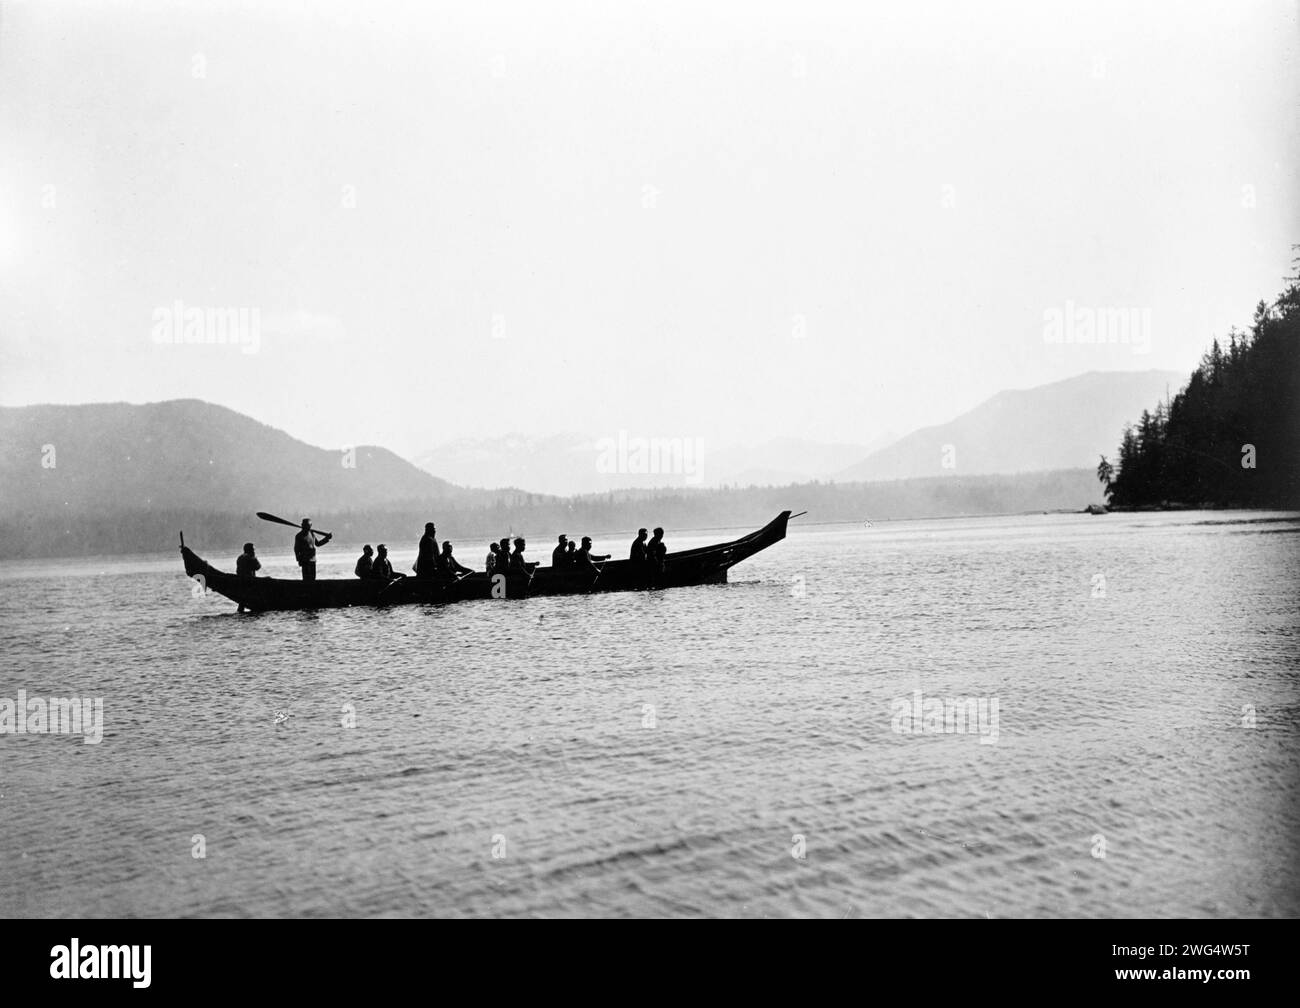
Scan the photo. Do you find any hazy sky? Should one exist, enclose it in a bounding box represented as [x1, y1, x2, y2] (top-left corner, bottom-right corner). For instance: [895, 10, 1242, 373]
[1, 0, 1296, 457]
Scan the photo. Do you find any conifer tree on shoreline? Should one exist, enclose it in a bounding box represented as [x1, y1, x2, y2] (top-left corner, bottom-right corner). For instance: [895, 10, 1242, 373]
[1107, 250, 1300, 509]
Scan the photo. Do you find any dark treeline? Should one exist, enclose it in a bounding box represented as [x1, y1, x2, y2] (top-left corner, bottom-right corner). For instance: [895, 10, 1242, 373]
[0, 469, 1098, 560]
[1106, 262, 1300, 509]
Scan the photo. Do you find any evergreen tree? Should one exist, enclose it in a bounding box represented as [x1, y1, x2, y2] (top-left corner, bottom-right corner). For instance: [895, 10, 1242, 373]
[1109, 253, 1300, 509]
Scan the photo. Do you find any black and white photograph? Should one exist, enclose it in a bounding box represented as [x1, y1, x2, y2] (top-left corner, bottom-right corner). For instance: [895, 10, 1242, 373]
[0, 0, 1296, 971]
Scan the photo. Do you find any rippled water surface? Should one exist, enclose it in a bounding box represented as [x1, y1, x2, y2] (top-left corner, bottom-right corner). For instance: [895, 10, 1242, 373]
[2, 510, 1298, 918]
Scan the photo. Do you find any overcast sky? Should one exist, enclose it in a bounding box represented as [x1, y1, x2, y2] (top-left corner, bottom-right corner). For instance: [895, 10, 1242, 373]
[1, 0, 1296, 457]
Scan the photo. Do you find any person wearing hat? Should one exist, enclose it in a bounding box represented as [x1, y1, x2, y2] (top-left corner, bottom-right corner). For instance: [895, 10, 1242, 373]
[415, 522, 440, 578]
[372, 544, 396, 582]
[551, 534, 569, 569]
[294, 518, 332, 581]
[354, 544, 374, 579]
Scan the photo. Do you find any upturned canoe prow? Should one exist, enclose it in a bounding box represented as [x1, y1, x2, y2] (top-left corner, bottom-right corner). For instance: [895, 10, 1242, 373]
[180, 543, 209, 580]
[178, 511, 794, 612]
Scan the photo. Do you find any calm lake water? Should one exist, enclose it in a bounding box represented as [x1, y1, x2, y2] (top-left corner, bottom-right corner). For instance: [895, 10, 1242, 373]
[1, 510, 1297, 918]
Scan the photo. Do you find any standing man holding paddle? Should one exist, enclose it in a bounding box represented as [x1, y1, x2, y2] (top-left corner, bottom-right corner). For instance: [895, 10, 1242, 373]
[294, 518, 332, 581]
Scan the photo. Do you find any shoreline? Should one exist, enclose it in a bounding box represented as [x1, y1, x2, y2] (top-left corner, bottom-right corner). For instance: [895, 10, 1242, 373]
[3, 507, 1299, 570]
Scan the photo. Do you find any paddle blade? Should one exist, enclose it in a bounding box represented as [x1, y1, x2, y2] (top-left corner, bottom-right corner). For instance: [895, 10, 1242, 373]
[256, 511, 299, 528]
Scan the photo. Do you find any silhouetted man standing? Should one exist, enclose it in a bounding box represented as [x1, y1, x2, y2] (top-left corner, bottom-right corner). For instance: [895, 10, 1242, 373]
[294, 518, 331, 581]
[416, 522, 440, 578]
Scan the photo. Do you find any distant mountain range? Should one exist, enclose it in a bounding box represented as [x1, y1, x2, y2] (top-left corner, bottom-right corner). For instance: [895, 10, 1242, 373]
[0, 373, 1164, 557]
[1, 372, 1176, 521]
[0, 399, 462, 516]
[408, 371, 1181, 493]
[834, 370, 1183, 483]
[410, 433, 896, 495]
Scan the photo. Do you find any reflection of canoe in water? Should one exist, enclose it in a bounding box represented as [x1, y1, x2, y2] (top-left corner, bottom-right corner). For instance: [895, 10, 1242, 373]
[180, 511, 792, 613]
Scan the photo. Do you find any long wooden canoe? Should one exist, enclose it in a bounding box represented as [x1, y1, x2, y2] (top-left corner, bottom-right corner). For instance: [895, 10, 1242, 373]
[180, 511, 792, 612]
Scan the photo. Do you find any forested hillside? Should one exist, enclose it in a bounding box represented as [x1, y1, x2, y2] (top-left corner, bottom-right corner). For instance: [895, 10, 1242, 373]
[1107, 264, 1300, 509]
